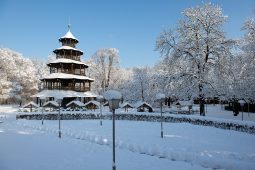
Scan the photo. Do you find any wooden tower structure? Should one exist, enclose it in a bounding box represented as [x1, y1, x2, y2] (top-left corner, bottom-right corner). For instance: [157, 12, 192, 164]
[33, 25, 95, 106]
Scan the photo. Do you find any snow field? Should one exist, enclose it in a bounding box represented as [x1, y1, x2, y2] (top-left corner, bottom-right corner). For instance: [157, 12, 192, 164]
[1, 105, 255, 169]
[15, 119, 255, 170]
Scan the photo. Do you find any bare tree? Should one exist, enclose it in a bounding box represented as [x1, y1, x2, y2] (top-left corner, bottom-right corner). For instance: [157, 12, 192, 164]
[237, 16, 255, 101]
[89, 48, 119, 93]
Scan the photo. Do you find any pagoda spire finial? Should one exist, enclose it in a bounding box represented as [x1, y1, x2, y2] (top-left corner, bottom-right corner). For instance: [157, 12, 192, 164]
[68, 24, 71, 32]
[68, 17, 71, 32]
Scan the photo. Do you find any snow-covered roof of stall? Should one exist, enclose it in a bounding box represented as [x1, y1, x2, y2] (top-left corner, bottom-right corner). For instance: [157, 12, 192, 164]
[66, 100, 85, 107]
[41, 73, 94, 81]
[48, 58, 88, 66]
[156, 93, 166, 100]
[54, 46, 83, 53]
[43, 101, 59, 107]
[31, 90, 97, 98]
[135, 101, 152, 108]
[84, 100, 100, 107]
[103, 90, 122, 100]
[23, 101, 39, 108]
[120, 102, 134, 108]
[175, 100, 193, 106]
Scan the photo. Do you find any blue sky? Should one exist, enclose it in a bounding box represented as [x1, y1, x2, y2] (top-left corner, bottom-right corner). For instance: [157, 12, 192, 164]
[0, 0, 254, 68]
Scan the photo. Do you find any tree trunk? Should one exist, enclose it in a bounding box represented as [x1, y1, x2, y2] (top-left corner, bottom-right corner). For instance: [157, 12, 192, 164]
[199, 98, 205, 116]
[107, 55, 114, 89]
[199, 84, 205, 116]
[141, 82, 144, 102]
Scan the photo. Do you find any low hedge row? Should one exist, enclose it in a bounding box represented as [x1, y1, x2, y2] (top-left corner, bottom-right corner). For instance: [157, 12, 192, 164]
[16, 113, 98, 120]
[16, 113, 255, 134]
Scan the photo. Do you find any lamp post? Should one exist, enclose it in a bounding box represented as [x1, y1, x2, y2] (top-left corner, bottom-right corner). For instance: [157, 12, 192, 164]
[248, 101, 250, 117]
[156, 93, 165, 138]
[103, 90, 122, 170]
[238, 100, 245, 121]
[40, 97, 46, 125]
[56, 98, 63, 138]
[97, 95, 104, 126]
[205, 98, 207, 114]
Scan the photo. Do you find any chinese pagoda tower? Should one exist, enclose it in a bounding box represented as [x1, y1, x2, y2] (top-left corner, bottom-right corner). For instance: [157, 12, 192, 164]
[33, 25, 94, 106]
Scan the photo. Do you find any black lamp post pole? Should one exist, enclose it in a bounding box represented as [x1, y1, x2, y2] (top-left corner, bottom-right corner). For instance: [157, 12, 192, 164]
[112, 108, 116, 170]
[58, 102, 61, 138]
[242, 105, 244, 121]
[248, 103, 250, 117]
[42, 106, 44, 125]
[100, 102, 102, 126]
[41, 99, 44, 125]
[160, 101, 163, 138]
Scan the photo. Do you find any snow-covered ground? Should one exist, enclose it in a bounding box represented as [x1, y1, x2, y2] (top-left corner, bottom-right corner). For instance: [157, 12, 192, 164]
[1, 105, 255, 170]
[200, 104, 255, 122]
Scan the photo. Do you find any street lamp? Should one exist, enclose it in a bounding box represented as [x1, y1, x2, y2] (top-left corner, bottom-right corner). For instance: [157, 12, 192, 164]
[156, 93, 165, 138]
[97, 95, 104, 126]
[56, 98, 63, 138]
[103, 90, 122, 170]
[40, 97, 46, 125]
[238, 100, 245, 121]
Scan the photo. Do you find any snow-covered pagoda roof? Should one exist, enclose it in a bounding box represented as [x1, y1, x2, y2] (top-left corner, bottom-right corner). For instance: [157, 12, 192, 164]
[48, 58, 88, 67]
[54, 46, 83, 53]
[59, 30, 79, 42]
[41, 73, 94, 81]
[66, 100, 85, 107]
[31, 90, 97, 98]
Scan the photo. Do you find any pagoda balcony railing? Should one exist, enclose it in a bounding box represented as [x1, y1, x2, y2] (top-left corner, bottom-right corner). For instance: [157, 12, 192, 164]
[61, 42, 75, 48]
[44, 86, 90, 92]
[56, 54, 80, 61]
[50, 70, 85, 76]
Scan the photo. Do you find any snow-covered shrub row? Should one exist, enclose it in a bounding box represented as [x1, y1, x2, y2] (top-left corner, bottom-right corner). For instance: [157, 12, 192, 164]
[16, 113, 98, 120]
[17, 113, 255, 134]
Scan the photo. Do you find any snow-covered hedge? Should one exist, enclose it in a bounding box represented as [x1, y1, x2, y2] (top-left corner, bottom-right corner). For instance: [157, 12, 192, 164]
[16, 113, 97, 120]
[16, 113, 255, 134]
